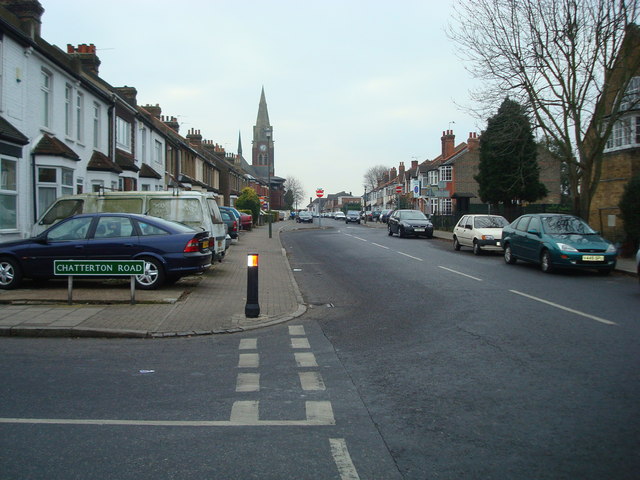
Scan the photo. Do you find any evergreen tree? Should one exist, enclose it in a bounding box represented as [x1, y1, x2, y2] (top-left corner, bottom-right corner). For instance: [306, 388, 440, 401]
[235, 187, 261, 224]
[619, 173, 640, 248]
[475, 98, 548, 211]
[284, 189, 294, 210]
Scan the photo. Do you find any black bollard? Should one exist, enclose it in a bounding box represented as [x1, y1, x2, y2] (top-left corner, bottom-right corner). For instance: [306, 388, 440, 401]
[245, 253, 260, 318]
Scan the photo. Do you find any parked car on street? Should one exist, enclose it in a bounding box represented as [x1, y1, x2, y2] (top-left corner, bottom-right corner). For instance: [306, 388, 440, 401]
[0, 213, 212, 290]
[346, 210, 361, 224]
[453, 214, 510, 255]
[501, 213, 617, 274]
[387, 210, 434, 238]
[380, 209, 393, 223]
[239, 212, 253, 230]
[297, 211, 313, 223]
[334, 211, 346, 220]
[221, 210, 238, 239]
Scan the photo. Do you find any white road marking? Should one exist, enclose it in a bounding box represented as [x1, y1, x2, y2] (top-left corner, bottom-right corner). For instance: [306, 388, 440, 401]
[509, 290, 617, 326]
[0, 402, 336, 427]
[291, 337, 311, 349]
[438, 266, 483, 281]
[330, 438, 361, 480]
[238, 353, 259, 368]
[295, 352, 318, 367]
[371, 243, 390, 249]
[239, 338, 257, 350]
[236, 373, 260, 392]
[396, 251, 423, 261]
[352, 236, 367, 242]
[299, 371, 326, 391]
[289, 325, 305, 336]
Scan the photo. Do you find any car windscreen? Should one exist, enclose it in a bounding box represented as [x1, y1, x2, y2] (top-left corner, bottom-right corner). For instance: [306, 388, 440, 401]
[147, 198, 204, 229]
[400, 212, 427, 220]
[541, 216, 596, 234]
[40, 199, 84, 226]
[474, 216, 509, 228]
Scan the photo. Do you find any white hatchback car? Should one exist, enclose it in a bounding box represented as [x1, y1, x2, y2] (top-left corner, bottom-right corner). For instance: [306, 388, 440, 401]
[453, 214, 510, 255]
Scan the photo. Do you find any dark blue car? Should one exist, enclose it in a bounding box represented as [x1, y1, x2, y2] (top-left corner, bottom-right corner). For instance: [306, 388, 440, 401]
[0, 213, 212, 290]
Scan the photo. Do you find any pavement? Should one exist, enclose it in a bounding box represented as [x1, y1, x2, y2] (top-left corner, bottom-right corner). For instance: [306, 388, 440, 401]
[0, 219, 636, 338]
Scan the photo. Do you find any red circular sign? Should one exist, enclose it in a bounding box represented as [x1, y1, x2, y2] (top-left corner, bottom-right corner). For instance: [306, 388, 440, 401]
[316, 189, 324, 198]
[395, 185, 402, 193]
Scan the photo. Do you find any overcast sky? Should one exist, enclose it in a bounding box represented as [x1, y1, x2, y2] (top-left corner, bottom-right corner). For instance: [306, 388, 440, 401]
[42, 0, 481, 203]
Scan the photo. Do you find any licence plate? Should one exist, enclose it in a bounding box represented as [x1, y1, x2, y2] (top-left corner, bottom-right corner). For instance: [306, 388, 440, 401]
[414, 228, 425, 232]
[582, 255, 604, 261]
[203, 240, 210, 249]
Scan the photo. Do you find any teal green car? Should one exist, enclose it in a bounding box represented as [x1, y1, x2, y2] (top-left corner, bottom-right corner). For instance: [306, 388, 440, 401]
[501, 214, 617, 274]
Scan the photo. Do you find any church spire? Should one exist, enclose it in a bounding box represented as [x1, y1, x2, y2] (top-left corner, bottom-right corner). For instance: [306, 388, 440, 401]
[256, 86, 270, 128]
[237, 131, 243, 157]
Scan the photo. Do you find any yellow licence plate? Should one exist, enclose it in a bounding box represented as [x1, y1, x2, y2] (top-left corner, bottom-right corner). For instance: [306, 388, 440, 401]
[203, 240, 209, 249]
[582, 255, 604, 261]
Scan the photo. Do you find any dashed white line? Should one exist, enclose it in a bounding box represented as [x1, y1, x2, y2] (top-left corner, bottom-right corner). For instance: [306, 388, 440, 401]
[289, 325, 305, 336]
[352, 236, 368, 242]
[397, 252, 423, 261]
[509, 290, 617, 326]
[238, 353, 259, 368]
[438, 266, 483, 281]
[239, 338, 257, 350]
[236, 373, 260, 392]
[299, 371, 326, 391]
[291, 337, 311, 349]
[295, 352, 318, 367]
[371, 243, 390, 249]
[330, 438, 361, 480]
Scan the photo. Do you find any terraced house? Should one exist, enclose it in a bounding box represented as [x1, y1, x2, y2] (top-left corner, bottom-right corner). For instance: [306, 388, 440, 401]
[0, 0, 256, 243]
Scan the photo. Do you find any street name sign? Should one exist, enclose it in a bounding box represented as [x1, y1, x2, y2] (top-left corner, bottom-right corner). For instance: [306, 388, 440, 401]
[54, 260, 145, 276]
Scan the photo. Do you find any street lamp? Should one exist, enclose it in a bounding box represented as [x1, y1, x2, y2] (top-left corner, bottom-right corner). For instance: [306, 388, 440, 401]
[363, 185, 367, 223]
[264, 127, 273, 238]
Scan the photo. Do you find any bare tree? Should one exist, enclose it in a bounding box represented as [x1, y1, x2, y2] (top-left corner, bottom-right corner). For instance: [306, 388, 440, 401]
[363, 165, 389, 191]
[284, 176, 305, 211]
[449, 0, 640, 219]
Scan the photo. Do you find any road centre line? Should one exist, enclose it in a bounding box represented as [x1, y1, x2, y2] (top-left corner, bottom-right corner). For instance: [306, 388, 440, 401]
[371, 243, 390, 249]
[330, 438, 361, 480]
[352, 236, 367, 242]
[397, 252, 423, 261]
[438, 266, 483, 281]
[509, 290, 617, 326]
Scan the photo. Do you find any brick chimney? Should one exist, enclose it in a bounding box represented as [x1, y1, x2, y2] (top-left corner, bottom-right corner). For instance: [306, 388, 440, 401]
[411, 160, 418, 170]
[390, 167, 397, 180]
[67, 43, 101, 75]
[0, 0, 44, 38]
[467, 132, 480, 152]
[115, 86, 137, 107]
[398, 161, 405, 178]
[161, 115, 179, 133]
[143, 104, 161, 119]
[441, 129, 455, 159]
[186, 128, 202, 147]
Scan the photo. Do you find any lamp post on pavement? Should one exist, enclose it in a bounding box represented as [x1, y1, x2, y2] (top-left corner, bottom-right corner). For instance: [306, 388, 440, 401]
[363, 185, 367, 223]
[264, 127, 273, 238]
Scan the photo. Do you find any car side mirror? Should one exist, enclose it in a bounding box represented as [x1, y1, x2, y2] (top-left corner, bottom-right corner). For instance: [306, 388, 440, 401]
[527, 229, 540, 236]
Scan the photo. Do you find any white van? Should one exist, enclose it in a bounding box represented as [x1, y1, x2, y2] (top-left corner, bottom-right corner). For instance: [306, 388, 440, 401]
[32, 191, 228, 261]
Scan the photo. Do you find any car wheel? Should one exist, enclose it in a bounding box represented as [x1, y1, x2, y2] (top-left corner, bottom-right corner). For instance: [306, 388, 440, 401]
[388, 226, 393, 236]
[0, 257, 22, 290]
[398, 226, 405, 238]
[473, 240, 481, 255]
[504, 244, 517, 265]
[540, 250, 553, 273]
[453, 237, 461, 251]
[135, 257, 165, 290]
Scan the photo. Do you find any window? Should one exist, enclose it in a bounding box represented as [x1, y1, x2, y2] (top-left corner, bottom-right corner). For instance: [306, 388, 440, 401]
[606, 116, 636, 150]
[41, 69, 52, 128]
[440, 198, 452, 215]
[620, 76, 640, 111]
[428, 170, 438, 185]
[37, 166, 74, 218]
[65, 84, 73, 136]
[515, 216, 531, 232]
[76, 92, 84, 142]
[93, 102, 101, 148]
[94, 216, 134, 238]
[116, 117, 132, 151]
[0, 158, 17, 229]
[47, 216, 92, 241]
[154, 140, 163, 165]
[440, 165, 452, 182]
